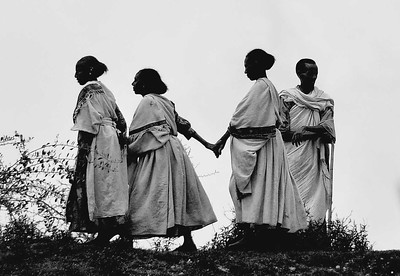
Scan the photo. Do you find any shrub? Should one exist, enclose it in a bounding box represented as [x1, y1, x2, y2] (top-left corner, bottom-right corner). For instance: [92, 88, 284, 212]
[203, 219, 243, 250]
[0, 132, 75, 235]
[205, 211, 372, 252]
[0, 216, 43, 262]
[328, 215, 371, 252]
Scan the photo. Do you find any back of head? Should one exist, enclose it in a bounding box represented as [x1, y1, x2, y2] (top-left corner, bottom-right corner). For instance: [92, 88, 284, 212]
[76, 56, 108, 78]
[296, 58, 316, 74]
[139, 68, 168, 95]
[246, 49, 275, 70]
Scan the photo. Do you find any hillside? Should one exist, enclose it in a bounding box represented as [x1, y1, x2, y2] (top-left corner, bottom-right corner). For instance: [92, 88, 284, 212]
[1, 239, 400, 275]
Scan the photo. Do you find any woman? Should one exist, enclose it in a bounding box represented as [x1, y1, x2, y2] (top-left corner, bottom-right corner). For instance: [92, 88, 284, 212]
[126, 68, 217, 251]
[66, 56, 128, 245]
[215, 49, 307, 250]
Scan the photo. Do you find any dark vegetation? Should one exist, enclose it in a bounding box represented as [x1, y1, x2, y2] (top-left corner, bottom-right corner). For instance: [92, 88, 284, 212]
[1, 133, 399, 275]
[1, 218, 399, 275]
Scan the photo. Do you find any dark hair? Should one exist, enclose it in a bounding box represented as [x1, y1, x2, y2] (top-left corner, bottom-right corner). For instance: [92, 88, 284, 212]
[76, 56, 108, 78]
[246, 49, 275, 70]
[138, 68, 168, 94]
[296, 58, 316, 74]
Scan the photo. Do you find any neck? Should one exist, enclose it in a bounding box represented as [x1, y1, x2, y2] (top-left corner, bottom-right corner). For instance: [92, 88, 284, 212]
[298, 84, 314, 94]
[255, 73, 267, 80]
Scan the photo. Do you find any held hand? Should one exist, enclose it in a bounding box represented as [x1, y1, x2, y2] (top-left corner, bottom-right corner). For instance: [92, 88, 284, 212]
[205, 143, 219, 158]
[214, 140, 226, 158]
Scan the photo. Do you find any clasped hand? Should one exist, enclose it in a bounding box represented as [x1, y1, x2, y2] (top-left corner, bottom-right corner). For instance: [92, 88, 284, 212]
[213, 140, 226, 158]
[203, 140, 225, 158]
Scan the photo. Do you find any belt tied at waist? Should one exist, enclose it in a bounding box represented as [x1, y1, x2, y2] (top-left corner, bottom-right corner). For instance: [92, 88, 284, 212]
[228, 125, 276, 139]
[129, 120, 168, 136]
[100, 118, 117, 128]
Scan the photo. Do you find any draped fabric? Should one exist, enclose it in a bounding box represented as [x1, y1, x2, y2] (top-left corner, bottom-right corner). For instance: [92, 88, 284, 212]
[279, 86, 335, 221]
[126, 94, 217, 237]
[66, 81, 128, 232]
[229, 78, 307, 233]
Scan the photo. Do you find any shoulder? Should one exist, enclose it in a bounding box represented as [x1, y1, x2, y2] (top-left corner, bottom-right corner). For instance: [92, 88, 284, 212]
[135, 95, 156, 111]
[316, 87, 333, 99]
[279, 87, 297, 95]
[140, 94, 172, 108]
[249, 78, 272, 96]
[314, 87, 334, 105]
[82, 82, 103, 94]
[279, 87, 297, 101]
[79, 82, 104, 100]
[142, 94, 155, 103]
[255, 78, 271, 89]
[85, 82, 102, 90]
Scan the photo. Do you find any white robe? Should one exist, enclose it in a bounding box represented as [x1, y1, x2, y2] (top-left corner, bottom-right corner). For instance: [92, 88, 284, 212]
[229, 78, 307, 233]
[127, 94, 217, 236]
[71, 81, 128, 220]
[279, 86, 335, 221]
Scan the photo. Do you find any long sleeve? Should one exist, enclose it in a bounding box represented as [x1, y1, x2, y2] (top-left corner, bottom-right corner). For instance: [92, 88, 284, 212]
[115, 105, 127, 134]
[278, 99, 294, 142]
[175, 111, 196, 140]
[71, 94, 103, 134]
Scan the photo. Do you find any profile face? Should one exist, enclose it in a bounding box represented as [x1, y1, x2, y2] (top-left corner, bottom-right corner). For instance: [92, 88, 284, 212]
[132, 72, 144, 95]
[75, 64, 90, 85]
[244, 56, 260, 81]
[298, 63, 318, 87]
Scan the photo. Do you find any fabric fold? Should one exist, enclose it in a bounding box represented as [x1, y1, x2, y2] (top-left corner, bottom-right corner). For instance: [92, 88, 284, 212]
[228, 78, 307, 233]
[126, 93, 217, 237]
[279, 86, 335, 221]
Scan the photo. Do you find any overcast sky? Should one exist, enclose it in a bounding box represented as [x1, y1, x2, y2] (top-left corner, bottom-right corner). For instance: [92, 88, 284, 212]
[1, 0, 400, 250]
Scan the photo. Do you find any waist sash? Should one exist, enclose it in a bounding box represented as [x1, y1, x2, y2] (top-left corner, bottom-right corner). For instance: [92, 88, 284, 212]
[229, 125, 276, 139]
[129, 120, 167, 136]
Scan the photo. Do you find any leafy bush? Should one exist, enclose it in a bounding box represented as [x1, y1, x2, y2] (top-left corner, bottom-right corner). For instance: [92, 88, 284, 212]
[203, 219, 244, 250]
[290, 215, 371, 252]
[0, 215, 75, 267]
[328, 216, 371, 252]
[0, 215, 42, 244]
[0, 132, 75, 235]
[205, 212, 372, 252]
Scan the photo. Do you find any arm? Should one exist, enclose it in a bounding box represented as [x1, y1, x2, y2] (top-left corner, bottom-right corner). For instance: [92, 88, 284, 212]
[115, 105, 127, 134]
[280, 97, 334, 146]
[291, 126, 326, 146]
[191, 130, 214, 150]
[77, 130, 95, 152]
[278, 98, 295, 142]
[115, 105, 128, 148]
[292, 107, 335, 146]
[175, 112, 216, 154]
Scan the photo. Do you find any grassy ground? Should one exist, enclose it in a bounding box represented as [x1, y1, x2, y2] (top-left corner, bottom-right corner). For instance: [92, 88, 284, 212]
[1, 239, 400, 275]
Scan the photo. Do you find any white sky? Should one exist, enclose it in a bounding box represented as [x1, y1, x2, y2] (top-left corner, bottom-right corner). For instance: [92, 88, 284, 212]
[1, 0, 400, 250]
